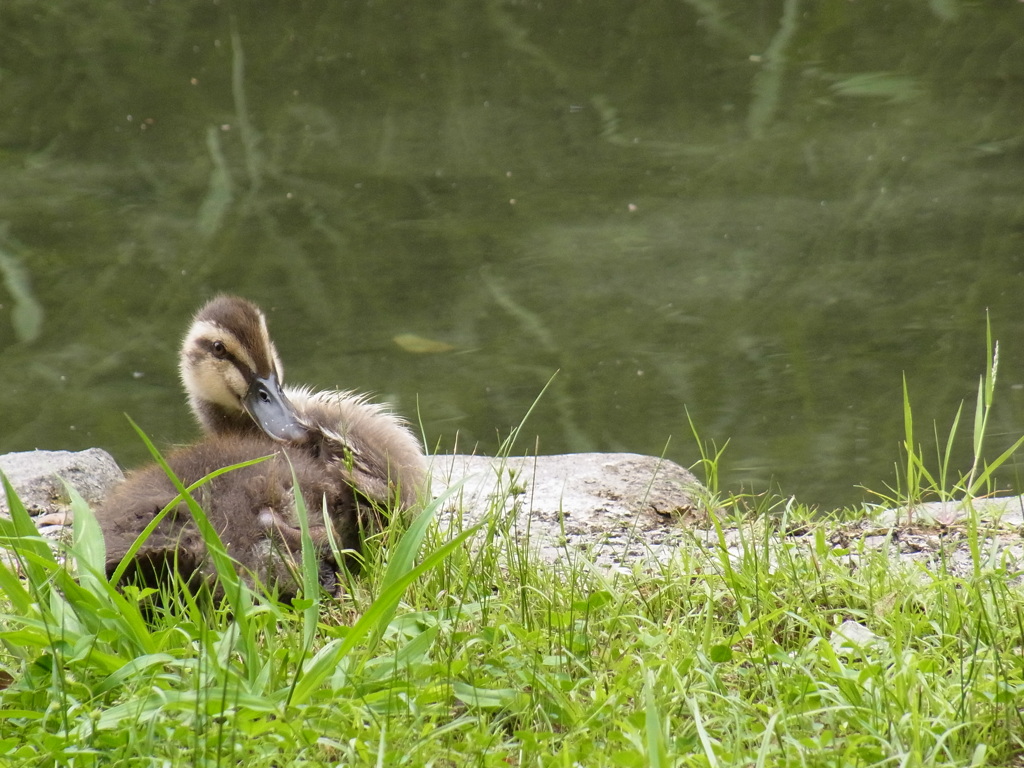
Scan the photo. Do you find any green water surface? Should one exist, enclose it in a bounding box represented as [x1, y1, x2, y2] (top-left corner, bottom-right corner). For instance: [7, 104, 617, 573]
[2, 1, 1023, 508]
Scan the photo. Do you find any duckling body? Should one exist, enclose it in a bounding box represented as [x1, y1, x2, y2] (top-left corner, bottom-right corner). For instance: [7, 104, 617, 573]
[97, 434, 355, 599]
[98, 295, 424, 596]
[179, 295, 427, 517]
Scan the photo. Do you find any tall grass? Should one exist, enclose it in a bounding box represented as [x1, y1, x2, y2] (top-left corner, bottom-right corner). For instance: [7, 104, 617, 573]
[881, 319, 1024, 514]
[1, 370, 1024, 766]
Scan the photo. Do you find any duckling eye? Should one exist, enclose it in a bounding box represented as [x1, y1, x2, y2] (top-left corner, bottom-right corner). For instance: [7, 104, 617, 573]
[211, 340, 227, 359]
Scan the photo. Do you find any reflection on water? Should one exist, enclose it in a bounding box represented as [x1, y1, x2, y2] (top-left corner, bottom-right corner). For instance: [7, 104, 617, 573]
[1, 2, 1023, 507]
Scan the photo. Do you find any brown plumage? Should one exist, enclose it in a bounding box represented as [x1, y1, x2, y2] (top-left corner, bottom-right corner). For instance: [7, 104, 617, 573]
[179, 294, 428, 515]
[97, 434, 356, 599]
[98, 294, 425, 598]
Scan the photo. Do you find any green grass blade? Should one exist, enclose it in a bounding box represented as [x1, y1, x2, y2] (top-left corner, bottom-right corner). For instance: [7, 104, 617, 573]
[290, 487, 479, 705]
[0, 553, 32, 616]
[0, 471, 57, 594]
[644, 669, 667, 768]
[67, 482, 105, 593]
[370, 483, 468, 647]
[63, 485, 156, 655]
[94, 653, 179, 696]
[286, 458, 321, 651]
[968, 434, 1024, 497]
[689, 696, 720, 768]
[127, 416, 253, 635]
[937, 402, 963, 493]
[902, 374, 919, 506]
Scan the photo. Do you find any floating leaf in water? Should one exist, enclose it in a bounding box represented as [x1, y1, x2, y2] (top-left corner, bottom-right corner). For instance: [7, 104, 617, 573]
[829, 72, 923, 103]
[392, 333, 455, 354]
[0, 247, 43, 343]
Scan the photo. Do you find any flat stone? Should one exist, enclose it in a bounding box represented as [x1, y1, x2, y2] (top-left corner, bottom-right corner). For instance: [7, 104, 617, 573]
[0, 449, 124, 519]
[877, 497, 1024, 527]
[429, 452, 712, 568]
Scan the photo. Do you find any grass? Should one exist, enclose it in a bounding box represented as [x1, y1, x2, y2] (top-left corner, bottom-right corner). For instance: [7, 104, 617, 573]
[1, 349, 1024, 766]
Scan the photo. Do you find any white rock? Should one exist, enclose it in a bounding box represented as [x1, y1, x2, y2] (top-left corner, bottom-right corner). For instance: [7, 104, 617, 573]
[0, 448, 124, 518]
[429, 452, 712, 568]
[830, 620, 888, 655]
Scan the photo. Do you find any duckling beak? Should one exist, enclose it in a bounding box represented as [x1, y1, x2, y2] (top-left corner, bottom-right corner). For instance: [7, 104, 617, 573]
[243, 373, 307, 442]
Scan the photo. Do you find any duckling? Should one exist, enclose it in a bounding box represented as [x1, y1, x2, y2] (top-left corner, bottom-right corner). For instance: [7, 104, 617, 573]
[178, 295, 427, 520]
[97, 434, 356, 599]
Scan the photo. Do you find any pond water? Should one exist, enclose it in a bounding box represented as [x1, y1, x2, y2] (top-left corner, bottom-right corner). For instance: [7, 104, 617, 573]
[2, 2, 1023, 508]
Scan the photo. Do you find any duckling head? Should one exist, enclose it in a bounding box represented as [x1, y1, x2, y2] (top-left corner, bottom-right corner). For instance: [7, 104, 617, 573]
[180, 295, 308, 442]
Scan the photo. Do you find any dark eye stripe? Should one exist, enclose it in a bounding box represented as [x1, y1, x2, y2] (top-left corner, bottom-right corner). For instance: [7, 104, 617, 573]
[204, 340, 257, 384]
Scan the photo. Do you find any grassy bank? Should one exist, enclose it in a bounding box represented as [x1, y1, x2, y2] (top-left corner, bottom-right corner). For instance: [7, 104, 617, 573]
[1, 344, 1023, 766]
[1, 474, 1022, 767]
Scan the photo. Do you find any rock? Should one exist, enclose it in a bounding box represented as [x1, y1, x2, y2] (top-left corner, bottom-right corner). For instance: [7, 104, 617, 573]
[0, 449, 124, 529]
[877, 497, 1024, 527]
[1, 447, 712, 566]
[830, 495, 1024, 579]
[830, 620, 888, 656]
[429, 452, 712, 569]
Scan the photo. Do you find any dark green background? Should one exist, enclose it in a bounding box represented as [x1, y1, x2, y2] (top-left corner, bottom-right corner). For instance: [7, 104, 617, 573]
[2, 1, 1023, 507]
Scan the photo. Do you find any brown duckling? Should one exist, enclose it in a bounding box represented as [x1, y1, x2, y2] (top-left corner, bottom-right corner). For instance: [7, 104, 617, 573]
[97, 434, 355, 600]
[178, 295, 427, 520]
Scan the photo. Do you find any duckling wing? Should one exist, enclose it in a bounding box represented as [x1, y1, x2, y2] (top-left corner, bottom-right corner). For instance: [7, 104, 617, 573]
[286, 387, 427, 511]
